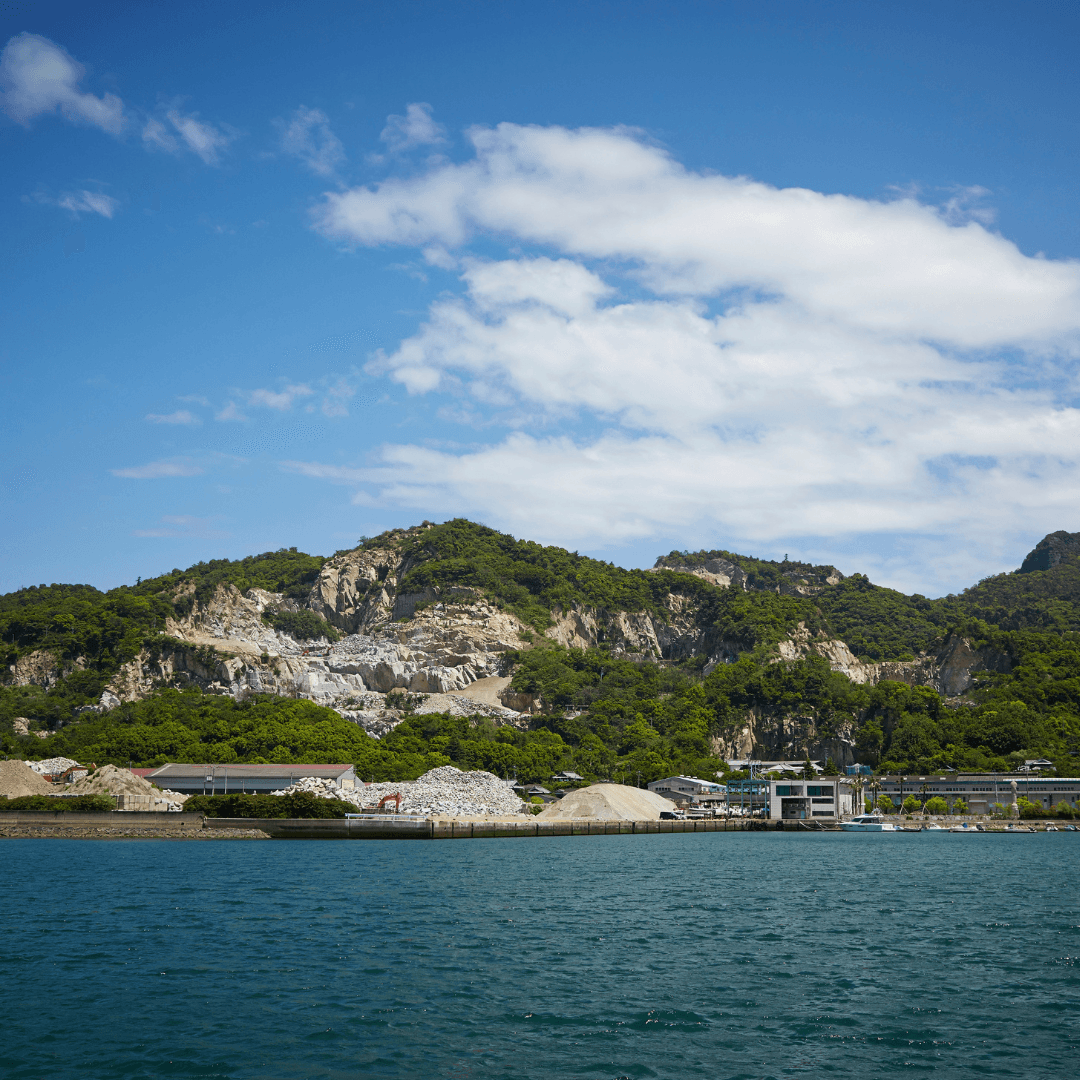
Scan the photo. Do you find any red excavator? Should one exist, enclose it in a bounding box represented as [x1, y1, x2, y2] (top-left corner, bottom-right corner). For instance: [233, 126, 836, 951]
[376, 792, 402, 814]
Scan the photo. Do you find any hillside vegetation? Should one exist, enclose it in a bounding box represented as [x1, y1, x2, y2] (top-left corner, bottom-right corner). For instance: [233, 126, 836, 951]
[5, 522, 1080, 781]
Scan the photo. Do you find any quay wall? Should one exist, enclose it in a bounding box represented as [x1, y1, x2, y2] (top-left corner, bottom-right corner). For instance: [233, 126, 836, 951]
[0, 811, 204, 829]
[206, 816, 773, 838]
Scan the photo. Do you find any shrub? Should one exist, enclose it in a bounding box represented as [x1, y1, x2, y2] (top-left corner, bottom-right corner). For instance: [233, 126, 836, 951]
[264, 608, 340, 643]
[184, 791, 350, 819]
[952, 798, 968, 815]
[1017, 796, 1044, 820]
[3, 794, 116, 812]
[924, 796, 948, 815]
[1052, 800, 1076, 820]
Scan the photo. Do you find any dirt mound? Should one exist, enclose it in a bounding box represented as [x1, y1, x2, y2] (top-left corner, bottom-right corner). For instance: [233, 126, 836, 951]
[0, 759, 58, 799]
[66, 765, 159, 798]
[536, 783, 676, 821]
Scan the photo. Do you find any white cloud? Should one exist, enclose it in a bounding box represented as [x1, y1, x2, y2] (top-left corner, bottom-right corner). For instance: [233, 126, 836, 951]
[247, 384, 313, 410]
[302, 123, 1080, 592]
[143, 107, 233, 164]
[146, 409, 199, 425]
[111, 460, 203, 479]
[276, 105, 345, 177]
[0, 32, 125, 133]
[133, 515, 228, 539]
[57, 189, 119, 218]
[379, 102, 446, 154]
[215, 402, 246, 421]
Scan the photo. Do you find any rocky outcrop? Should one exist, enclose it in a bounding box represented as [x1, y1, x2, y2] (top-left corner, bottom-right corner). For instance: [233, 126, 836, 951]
[768, 622, 1009, 698]
[9, 649, 86, 690]
[651, 555, 843, 596]
[654, 556, 749, 589]
[711, 710, 858, 768]
[1019, 530, 1080, 574]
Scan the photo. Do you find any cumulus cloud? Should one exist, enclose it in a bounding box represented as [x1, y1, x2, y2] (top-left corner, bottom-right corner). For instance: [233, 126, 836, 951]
[379, 102, 446, 153]
[146, 409, 199, 425]
[111, 460, 203, 479]
[304, 123, 1080, 592]
[0, 32, 125, 133]
[143, 108, 233, 164]
[276, 105, 345, 177]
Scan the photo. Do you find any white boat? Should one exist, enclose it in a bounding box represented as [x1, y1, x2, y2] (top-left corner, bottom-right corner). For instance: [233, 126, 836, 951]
[921, 824, 944, 831]
[841, 814, 899, 832]
[949, 823, 979, 832]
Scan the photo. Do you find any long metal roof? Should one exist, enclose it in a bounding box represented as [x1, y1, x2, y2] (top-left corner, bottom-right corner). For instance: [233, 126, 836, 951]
[147, 763, 355, 779]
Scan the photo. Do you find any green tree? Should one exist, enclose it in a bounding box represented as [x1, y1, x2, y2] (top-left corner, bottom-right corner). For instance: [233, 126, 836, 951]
[902, 794, 920, 814]
[924, 796, 948, 815]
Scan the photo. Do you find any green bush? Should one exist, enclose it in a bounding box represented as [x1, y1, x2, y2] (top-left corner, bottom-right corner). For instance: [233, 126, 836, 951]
[1052, 800, 1076, 820]
[264, 608, 340, 642]
[952, 798, 968, 814]
[924, 796, 948, 815]
[184, 791, 350, 819]
[2, 794, 116, 812]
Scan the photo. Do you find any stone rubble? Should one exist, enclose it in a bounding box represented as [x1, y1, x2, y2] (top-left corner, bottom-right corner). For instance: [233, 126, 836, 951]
[27, 757, 82, 775]
[272, 765, 526, 817]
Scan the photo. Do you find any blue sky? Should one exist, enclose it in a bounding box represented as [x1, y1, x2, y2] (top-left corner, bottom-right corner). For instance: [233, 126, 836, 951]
[4, 0, 1080, 597]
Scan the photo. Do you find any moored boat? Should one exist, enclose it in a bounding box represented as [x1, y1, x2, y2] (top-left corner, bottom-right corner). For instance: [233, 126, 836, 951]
[841, 814, 899, 832]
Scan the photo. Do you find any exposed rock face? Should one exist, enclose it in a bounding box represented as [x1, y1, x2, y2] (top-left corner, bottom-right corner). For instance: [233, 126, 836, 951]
[654, 556, 749, 589]
[9, 649, 83, 690]
[710, 714, 859, 770]
[99, 574, 535, 737]
[1019, 531, 1080, 574]
[651, 555, 843, 596]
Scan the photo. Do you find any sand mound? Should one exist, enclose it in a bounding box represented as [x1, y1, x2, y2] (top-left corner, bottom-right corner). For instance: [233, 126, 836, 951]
[0, 759, 58, 799]
[66, 764, 160, 798]
[536, 783, 676, 821]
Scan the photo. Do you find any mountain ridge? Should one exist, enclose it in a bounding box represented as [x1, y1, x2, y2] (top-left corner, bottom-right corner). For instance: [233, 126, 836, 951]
[3, 521, 1080, 783]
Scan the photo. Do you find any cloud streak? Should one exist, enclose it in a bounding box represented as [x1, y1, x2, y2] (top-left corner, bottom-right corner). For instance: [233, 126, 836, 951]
[112, 460, 203, 479]
[276, 105, 345, 177]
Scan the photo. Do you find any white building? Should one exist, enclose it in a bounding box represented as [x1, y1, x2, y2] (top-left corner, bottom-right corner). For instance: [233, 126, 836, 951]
[767, 778, 861, 821]
[648, 776, 725, 803]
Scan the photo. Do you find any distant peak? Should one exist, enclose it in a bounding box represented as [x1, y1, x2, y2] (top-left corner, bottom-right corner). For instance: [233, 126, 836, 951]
[1018, 531, 1080, 574]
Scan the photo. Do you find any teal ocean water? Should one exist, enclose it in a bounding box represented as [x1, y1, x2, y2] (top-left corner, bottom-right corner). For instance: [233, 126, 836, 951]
[2, 832, 1077, 1079]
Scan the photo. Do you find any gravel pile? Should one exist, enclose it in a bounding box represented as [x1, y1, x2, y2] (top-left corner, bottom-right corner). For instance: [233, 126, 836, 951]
[0, 759, 57, 799]
[27, 757, 81, 775]
[272, 765, 526, 817]
[65, 765, 186, 810]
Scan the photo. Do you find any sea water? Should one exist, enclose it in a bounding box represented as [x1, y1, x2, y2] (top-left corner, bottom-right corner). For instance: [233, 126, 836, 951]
[1, 832, 1077, 1079]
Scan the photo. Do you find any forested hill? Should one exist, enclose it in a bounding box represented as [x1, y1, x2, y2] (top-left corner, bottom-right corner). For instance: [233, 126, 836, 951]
[4, 521, 1080, 784]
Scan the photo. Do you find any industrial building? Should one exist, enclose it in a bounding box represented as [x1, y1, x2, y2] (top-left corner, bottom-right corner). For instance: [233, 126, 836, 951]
[767, 779, 861, 821]
[871, 774, 1080, 816]
[145, 763, 357, 796]
[648, 776, 726, 803]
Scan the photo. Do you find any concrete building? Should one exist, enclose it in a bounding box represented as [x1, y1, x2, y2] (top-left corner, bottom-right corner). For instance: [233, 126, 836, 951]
[146, 763, 357, 796]
[871, 774, 1080, 815]
[768, 779, 861, 821]
[648, 776, 726, 803]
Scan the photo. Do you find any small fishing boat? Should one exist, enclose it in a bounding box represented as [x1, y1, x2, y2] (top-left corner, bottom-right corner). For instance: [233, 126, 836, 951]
[949, 823, 979, 832]
[921, 824, 944, 831]
[841, 814, 899, 832]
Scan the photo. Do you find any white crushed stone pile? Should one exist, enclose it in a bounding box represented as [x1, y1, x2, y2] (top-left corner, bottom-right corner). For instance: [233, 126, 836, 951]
[0, 759, 58, 799]
[27, 757, 81, 775]
[272, 765, 526, 817]
[536, 783, 677, 822]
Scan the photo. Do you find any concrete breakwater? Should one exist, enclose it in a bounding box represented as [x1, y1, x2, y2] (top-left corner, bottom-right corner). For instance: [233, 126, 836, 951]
[206, 815, 773, 838]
